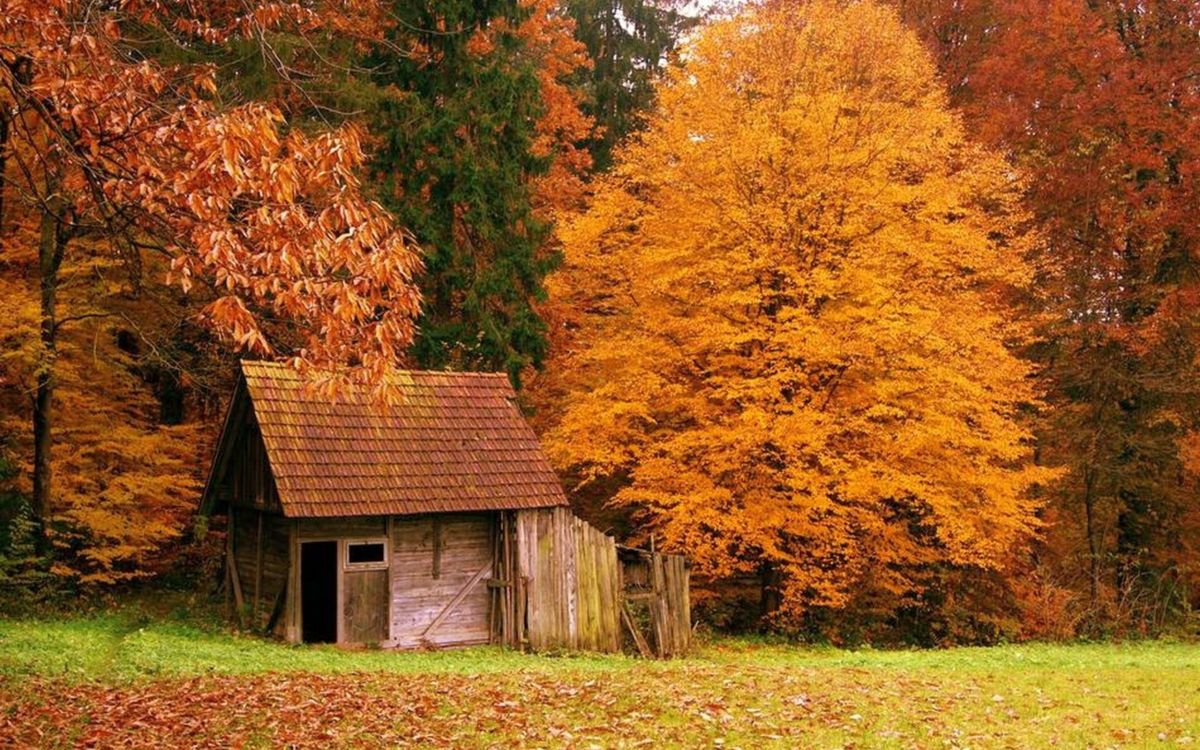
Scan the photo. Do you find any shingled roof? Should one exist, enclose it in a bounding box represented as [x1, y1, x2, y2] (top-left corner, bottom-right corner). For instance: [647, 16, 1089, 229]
[203, 361, 568, 518]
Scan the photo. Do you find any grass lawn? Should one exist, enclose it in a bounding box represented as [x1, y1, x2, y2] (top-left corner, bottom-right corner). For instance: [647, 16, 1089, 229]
[0, 606, 1197, 749]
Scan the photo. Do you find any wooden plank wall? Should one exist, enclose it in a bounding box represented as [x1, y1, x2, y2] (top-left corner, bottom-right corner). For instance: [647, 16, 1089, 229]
[389, 513, 493, 648]
[300, 517, 387, 539]
[227, 411, 281, 514]
[229, 507, 290, 633]
[514, 507, 621, 653]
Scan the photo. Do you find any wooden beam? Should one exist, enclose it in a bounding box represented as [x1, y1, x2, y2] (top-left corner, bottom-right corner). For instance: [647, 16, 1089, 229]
[336, 540, 344, 645]
[621, 601, 652, 659]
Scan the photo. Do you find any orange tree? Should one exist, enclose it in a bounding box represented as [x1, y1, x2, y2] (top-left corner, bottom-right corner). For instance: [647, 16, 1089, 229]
[543, 0, 1053, 636]
[891, 0, 1200, 632]
[0, 0, 423, 579]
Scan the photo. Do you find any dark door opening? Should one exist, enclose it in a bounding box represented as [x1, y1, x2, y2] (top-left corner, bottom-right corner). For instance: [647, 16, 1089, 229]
[301, 541, 338, 643]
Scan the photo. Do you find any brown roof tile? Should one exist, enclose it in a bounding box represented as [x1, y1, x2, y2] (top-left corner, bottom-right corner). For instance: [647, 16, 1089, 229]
[239, 361, 568, 518]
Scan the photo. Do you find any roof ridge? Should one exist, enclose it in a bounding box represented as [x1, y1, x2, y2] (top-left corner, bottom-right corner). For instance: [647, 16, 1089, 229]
[239, 360, 511, 380]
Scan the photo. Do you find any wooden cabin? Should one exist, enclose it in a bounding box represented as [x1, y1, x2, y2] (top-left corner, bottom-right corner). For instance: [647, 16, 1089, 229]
[200, 361, 691, 654]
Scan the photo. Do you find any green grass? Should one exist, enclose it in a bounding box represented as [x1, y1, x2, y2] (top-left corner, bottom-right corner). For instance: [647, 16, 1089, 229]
[2, 609, 1197, 680]
[1, 606, 1198, 748]
[0, 612, 639, 680]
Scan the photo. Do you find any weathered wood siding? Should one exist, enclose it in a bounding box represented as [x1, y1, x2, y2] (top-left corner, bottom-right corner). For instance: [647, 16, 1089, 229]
[228, 507, 290, 633]
[515, 507, 622, 653]
[226, 409, 281, 513]
[389, 513, 494, 648]
[231, 506, 689, 656]
[298, 517, 387, 539]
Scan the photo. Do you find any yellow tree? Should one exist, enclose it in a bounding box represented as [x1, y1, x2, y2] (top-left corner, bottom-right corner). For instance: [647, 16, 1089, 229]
[543, 0, 1052, 629]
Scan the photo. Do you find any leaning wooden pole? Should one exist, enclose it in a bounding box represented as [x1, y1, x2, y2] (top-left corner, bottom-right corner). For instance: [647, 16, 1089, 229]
[227, 511, 245, 626]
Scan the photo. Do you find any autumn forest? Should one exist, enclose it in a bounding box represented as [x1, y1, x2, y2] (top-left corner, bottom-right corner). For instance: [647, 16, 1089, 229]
[2, 0, 1199, 647]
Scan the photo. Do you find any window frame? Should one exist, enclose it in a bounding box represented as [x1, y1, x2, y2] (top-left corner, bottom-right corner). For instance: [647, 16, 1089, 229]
[343, 538, 388, 570]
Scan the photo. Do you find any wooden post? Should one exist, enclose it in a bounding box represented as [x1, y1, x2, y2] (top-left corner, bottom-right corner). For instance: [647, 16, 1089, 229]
[285, 519, 300, 643]
[227, 509, 245, 626]
[254, 509, 264, 626]
[501, 511, 511, 648]
[335, 539, 344, 645]
[386, 516, 395, 644]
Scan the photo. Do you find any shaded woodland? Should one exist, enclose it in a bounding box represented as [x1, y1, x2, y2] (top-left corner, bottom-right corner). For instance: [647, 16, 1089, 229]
[1, 0, 1198, 643]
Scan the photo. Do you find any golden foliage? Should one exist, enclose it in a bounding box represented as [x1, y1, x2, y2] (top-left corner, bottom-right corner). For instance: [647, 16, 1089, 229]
[543, 0, 1054, 620]
[0, 252, 205, 583]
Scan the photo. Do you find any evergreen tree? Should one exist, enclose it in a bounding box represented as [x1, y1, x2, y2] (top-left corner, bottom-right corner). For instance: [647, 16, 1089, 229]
[369, 0, 556, 384]
[565, 0, 696, 171]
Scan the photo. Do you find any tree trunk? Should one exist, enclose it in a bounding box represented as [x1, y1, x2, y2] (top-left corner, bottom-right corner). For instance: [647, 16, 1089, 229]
[31, 187, 66, 558]
[759, 562, 782, 625]
[1115, 487, 1150, 593]
[1082, 467, 1099, 606]
[0, 110, 8, 229]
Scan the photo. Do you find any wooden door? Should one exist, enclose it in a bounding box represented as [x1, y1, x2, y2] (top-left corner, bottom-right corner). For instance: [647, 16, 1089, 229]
[390, 514, 494, 648]
[343, 569, 389, 643]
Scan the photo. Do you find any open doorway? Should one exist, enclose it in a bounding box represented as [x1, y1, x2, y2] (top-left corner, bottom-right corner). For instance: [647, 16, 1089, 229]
[301, 541, 338, 643]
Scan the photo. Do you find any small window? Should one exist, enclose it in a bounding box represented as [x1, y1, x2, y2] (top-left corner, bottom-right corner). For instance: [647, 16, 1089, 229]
[345, 540, 387, 568]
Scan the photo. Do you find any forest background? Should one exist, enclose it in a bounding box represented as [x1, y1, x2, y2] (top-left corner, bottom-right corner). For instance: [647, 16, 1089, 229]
[1, 0, 1198, 646]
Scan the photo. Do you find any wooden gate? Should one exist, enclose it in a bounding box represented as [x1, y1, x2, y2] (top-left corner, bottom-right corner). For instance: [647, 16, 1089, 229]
[618, 546, 691, 658]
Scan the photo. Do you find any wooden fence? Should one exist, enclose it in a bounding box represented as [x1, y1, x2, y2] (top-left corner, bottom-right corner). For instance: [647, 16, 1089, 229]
[492, 507, 690, 657]
[515, 506, 622, 652]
